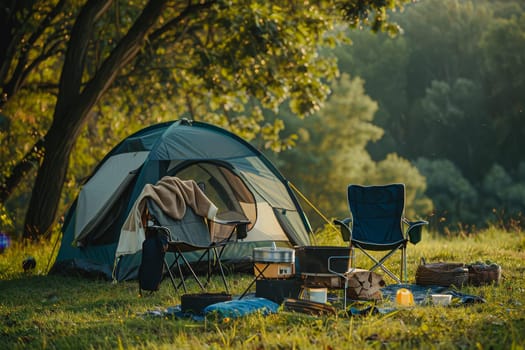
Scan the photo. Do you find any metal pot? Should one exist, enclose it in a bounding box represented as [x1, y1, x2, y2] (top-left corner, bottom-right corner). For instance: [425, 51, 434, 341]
[253, 246, 295, 263]
[296, 246, 351, 274]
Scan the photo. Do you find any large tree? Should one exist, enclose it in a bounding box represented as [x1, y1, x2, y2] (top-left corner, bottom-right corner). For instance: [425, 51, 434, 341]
[274, 74, 431, 230]
[0, 0, 409, 239]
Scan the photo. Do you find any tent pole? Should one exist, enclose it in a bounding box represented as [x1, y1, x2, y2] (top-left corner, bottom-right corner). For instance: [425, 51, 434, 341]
[288, 182, 340, 236]
[45, 230, 63, 274]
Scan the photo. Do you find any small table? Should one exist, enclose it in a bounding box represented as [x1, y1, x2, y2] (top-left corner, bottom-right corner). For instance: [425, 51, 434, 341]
[239, 246, 295, 299]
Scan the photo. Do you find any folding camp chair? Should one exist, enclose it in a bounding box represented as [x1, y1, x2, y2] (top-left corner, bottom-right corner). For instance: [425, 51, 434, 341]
[333, 184, 428, 284]
[146, 199, 249, 294]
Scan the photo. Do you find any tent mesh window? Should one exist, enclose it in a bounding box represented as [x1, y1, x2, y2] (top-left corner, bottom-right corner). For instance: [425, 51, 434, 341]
[172, 162, 257, 233]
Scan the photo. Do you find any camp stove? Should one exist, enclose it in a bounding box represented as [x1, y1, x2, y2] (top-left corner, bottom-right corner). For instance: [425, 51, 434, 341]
[252, 246, 295, 279]
[295, 246, 353, 288]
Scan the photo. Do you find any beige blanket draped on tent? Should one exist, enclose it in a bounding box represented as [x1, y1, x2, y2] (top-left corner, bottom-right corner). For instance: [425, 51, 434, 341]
[115, 176, 218, 257]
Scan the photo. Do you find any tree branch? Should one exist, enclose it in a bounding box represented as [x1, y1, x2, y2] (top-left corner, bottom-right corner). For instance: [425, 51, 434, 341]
[64, 0, 169, 128]
[148, 0, 216, 43]
[0, 139, 45, 204]
[54, 0, 113, 120]
[0, 0, 67, 106]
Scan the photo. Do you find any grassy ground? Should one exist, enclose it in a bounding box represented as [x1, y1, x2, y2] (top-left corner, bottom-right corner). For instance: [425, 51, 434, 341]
[0, 227, 524, 349]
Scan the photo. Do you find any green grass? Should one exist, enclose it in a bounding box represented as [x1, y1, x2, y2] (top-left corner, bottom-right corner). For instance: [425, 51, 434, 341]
[1, 228, 524, 349]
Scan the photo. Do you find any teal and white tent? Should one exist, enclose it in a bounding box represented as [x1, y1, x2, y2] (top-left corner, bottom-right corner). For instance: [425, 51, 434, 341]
[51, 119, 312, 281]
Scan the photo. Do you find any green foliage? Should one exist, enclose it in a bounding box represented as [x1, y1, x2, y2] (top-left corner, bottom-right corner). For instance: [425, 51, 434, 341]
[368, 154, 432, 219]
[0, 89, 55, 232]
[339, 0, 410, 35]
[408, 78, 490, 180]
[415, 158, 478, 232]
[1, 0, 411, 237]
[479, 11, 525, 169]
[334, 0, 525, 232]
[275, 74, 431, 229]
[481, 164, 525, 230]
[113, 1, 349, 144]
[413, 159, 525, 233]
[3, 0, 522, 238]
[275, 74, 380, 227]
[0, 203, 14, 232]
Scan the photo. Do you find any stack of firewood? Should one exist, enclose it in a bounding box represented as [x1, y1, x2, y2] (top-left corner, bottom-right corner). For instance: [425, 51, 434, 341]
[345, 269, 385, 301]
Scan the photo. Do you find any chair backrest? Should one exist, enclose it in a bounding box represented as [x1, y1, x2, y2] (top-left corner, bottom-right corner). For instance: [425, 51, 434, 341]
[147, 199, 212, 247]
[347, 184, 405, 244]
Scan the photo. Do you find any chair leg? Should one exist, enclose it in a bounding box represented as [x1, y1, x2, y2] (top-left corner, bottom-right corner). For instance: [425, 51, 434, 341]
[371, 253, 401, 283]
[164, 258, 180, 295]
[350, 246, 356, 269]
[401, 246, 407, 284]
[165, 254, 187, 293]
[212, 246, 230, 293]
[167, 251, 206, 293]
[173, 254, 188, 293]
[358, 247, 402, 284]
[177, 251, 206, 291]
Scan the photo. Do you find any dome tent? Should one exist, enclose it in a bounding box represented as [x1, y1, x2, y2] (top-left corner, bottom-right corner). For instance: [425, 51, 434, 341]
[51, 119, 312, 281]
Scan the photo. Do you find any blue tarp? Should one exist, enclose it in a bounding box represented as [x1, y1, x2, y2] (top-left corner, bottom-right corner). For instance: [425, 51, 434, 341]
[348, 284, 486, 316]
[138, 285, 486, 320]
[380, 284, 486, 305]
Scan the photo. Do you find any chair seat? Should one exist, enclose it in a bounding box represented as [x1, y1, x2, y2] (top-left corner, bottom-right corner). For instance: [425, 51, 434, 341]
[167, 241, 223, 253]
[351, 238, 407, 251]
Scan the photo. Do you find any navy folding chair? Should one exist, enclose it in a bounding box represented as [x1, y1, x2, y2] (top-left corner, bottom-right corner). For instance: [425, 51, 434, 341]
[334, 184, 428, 283]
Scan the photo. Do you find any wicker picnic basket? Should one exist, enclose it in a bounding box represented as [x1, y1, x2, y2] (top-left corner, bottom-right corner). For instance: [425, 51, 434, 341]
[467, 263, 502, 286]
[415, 260, 469, 287]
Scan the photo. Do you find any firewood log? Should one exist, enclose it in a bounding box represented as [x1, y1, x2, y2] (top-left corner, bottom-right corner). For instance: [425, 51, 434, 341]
[346, 270, 385, 301]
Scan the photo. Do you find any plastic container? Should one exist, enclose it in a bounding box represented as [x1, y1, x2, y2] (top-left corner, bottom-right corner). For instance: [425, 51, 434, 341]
[395, 288, 415, 306]
[431, 294, 452, 306]
[181, 292, 232, 315]
[295, 246, 351, 274]
[255, 279, 302, 303]
[303, 288, 328, 304]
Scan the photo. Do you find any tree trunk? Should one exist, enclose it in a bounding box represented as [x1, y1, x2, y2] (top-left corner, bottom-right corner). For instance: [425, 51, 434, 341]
[23, 125, 79, 239]
[22, 0, 168, 239]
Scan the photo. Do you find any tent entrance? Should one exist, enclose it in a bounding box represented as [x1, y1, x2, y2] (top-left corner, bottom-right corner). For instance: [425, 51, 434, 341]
[74, 172, 138, 247]
[168, 161, 257, 231]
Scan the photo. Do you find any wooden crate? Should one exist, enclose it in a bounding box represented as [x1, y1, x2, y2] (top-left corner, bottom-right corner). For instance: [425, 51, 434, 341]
[254, 262, 295, 279]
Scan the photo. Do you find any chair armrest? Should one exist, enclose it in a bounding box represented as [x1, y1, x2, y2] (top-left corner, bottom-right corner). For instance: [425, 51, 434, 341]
[212, 217, 250, 226]
[211, 213, 250, 240]
[333, 218, 352, 242]
[402, 218, 428, 245]
[212, 210, 250, 225]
